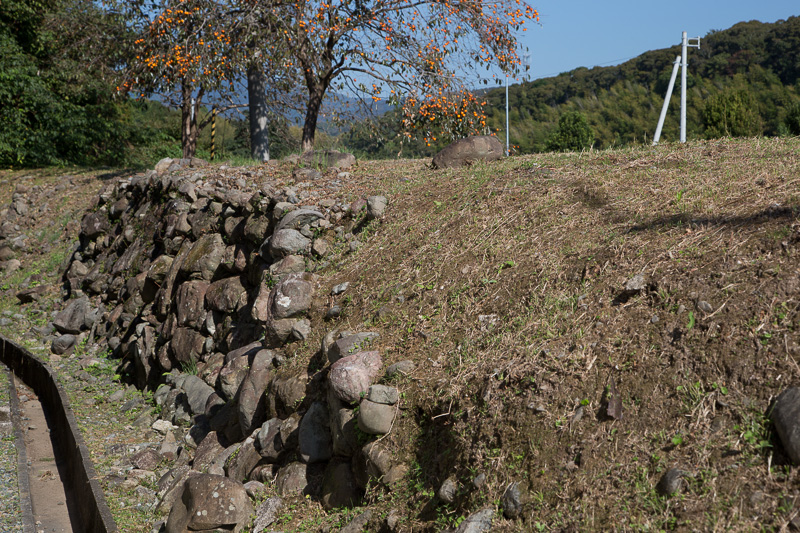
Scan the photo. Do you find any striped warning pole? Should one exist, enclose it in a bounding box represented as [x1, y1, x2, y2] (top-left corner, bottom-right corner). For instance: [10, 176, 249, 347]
[211, 107, 217, 160]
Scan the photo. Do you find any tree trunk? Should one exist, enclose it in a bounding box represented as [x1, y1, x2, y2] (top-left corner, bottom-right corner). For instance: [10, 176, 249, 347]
[301, 85, 326, 153]
[180, 79, 198, 159]
[247, 65, 270, 162]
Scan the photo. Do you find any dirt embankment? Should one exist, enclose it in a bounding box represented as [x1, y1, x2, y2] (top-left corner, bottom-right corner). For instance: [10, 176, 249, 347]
[1, 138, 800, 532]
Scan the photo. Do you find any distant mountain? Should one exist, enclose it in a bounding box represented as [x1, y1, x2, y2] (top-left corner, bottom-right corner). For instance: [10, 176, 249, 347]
[344, 15, 800, 157]
[480, 16, 800, 152]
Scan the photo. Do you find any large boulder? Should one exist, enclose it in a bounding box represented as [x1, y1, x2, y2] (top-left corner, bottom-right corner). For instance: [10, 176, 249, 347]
[298, 401, 333, 464]
[205, 276, 247, 313]
[772, 387, 800, 464]
[175, 280, 209, 329]
[53, 297, 90, 334]
[272, 273, 314, 319]
[265, 229, 310, 259]
[328, 332, 380, 363]
[431, 135, 504, 169]
[237, 349, 275, 435]
[300, 150, 356, 170]
[275, 209, 325, 232]
[181, 233, 226, 280]
[328, 351, 383, 404]
[165, 474, 253, 533]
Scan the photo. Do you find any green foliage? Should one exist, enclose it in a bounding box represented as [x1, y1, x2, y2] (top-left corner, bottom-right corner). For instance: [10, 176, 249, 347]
[0, 0, 133, 167]
[702, 89, 762, 139]
[476, 16, 800, 151]
[784, 102, 800, 135]
[545, 111, 595, 152]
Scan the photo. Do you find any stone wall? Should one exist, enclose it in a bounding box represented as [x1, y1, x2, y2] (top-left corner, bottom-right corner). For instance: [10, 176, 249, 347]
[62, 158, 407, 531]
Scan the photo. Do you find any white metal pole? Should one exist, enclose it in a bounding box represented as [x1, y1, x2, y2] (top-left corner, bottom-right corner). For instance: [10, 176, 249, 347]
[680, 32, 687, 143]
[505, 73, 510, 156]
[653, 56, 682, 145]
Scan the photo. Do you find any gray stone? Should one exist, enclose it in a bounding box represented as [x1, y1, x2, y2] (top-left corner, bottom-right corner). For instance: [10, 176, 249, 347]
[269, 255, 306, 281]
[275, 208, 325, 232]
[656, 468, 685, 496]
[170, 327, 205, 366]
[438, 477, 458, 503]
[299, 402, 333, 463]
[268, 371, 307, 418]
[181, 233, 226, 280]
[366, 196, 388, 220]
[205, 276, 247, 313]
[81, 211, 110, 239]
[165, 474, 253, 533]
[454, 508, 494, 533]
[360, 441, 393, 484]
[328, 332, 380, 363]
[385, 360, 415, 379]
[358, 399, 394, 435]
[131, 449, 163, 471]
[192, 431, 227, 472]
[331, 282, 350, 295]
[312, 238, 331, 258]
[218, 355, 250, 402]
[238, 349, 275, 435]
[275, 462, 308, 496]
[266, 229, 310, 258]
[175, 280, 209, 329]
[502, 481, 522, 518]
[624, 274, 647, 292]
[181, 375, 215, 416]
[51, 334, 76, 355]
[328, 351, 383, 404]
[53, 297, 89, 334]
[432, 136, 503, 169]
[253, 497, 284, 532]
[340, 510, 372, 533]
[367, 385, 399, 405]
[243, 481, 266, 500]
[256, 418, 284, 461]
[225, 436, 261, 484]
[272, 274, 314, 319]
[300, 150, 356, 170]
[697, 300, 714, 313]
[772, 387, 800, 464]
[331, 408, 359, 457]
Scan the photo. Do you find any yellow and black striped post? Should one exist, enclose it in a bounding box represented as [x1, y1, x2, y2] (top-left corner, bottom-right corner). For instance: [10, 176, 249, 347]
[211, 107, 217, 160]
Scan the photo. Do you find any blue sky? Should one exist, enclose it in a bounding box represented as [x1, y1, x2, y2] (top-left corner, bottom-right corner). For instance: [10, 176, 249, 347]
[514, 0, 799, 82]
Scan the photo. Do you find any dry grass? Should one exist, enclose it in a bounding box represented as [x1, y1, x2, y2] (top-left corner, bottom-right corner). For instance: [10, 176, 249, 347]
[302, 137, 800, 531]
[2, 138, 800, 531]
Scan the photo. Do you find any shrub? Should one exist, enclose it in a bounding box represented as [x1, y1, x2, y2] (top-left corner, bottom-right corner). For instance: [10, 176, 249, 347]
[546, 111, 595, 152]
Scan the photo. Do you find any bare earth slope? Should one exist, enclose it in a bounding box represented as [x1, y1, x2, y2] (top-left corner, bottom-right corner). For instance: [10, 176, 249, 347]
[1, 138, 799, 532]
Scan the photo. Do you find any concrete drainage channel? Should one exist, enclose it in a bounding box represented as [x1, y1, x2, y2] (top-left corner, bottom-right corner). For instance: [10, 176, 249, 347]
[0, 335, 117, 533]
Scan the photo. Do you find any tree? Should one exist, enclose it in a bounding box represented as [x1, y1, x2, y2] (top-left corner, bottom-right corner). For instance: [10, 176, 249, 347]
[260, 0, 539, 152]
[784, 102, 800, 136]
[702, 89, 761, 139]
[0, 0, 131, 166]
[116, 0, 243, 158]
[546, 111, 594, 152]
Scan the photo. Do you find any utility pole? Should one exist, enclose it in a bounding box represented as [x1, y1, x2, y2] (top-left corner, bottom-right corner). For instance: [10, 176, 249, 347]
[653, 56, 681, 145]
[653, 31, 700, 145]
[680, 31, 701, 142]
[505, 73, 510, 157]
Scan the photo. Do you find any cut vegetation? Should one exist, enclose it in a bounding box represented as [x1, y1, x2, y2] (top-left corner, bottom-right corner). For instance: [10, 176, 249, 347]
[0, 137, 799, 531]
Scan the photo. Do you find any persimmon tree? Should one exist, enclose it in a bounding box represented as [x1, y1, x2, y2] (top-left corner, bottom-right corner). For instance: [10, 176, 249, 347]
[115, 0, 245, 158]
[261, 0, 538, 152]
